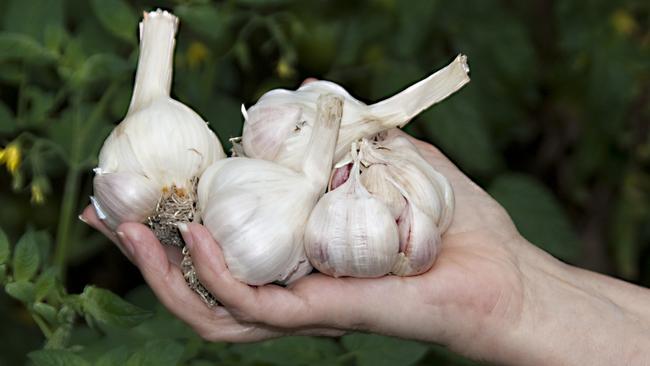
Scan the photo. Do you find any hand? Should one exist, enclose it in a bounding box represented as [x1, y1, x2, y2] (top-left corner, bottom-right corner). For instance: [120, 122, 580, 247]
[81, 99, 650, 365]
[80, 131, 535, 350]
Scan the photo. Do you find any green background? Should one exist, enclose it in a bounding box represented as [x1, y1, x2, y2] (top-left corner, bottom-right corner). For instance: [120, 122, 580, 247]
[0, 0, 648, 365]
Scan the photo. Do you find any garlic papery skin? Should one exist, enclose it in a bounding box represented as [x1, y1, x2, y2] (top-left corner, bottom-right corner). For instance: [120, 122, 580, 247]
[362, 131, 454, 232]
[391, 199, 441, 276]
[92, 10, 225, 243]
[241, 55, 470, 171]
[304, 153, 400, 278]
[359, 164, 406, 219]
[353, 131, 453, 275]
[197, 95, 344, 285]
[92, 171, 160, 230]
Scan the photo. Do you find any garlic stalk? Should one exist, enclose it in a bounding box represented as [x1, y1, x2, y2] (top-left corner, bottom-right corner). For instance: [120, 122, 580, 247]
[197, 95, 343, 285]
[240, 55, 469, 170]
[305, 130, 454, 277]
[92, 10, 225, 246]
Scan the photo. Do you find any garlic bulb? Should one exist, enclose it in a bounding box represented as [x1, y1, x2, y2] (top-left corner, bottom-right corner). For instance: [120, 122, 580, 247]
[304, 150, 399, 278]
[240, 55, 469, 170]
[197, 95, 343, 285]
[305, 130, 454, 277]
[92, 10, 225, 245]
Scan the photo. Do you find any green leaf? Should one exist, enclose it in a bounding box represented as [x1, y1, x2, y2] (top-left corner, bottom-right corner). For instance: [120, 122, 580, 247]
[0, 101, 15, 134]
[232, 336, 343, 365]
[43, 24, 67, 53]
[341, 334, 428, 366]
[488, 174, 580, 261]
[57, 305, 76, 324]
[35, 267, 58, 301]
[235, 0, 296, 6]
[3, 0, 64, 42]
[28, 349, 89, 366]
[126, 339, 184, 366]
[81, 286, 152, 328]
[0, 227, 10, 264]
[5, 280, 36, 303]
[0, 33, 57, 64]
[90, 0, 138, 43]
[45, 325, 72, 350]
[22, 87, 56, 127]
[0, 62, 25, 83]
[33, 302, 58, 324]
[175, 4, 232, 42]
[0, 264, 6, 284]
[72, 53, 130, 86]
[418, 89, 501, 177]
[96, 346, 130, 366]
[12, 230, 41, 281]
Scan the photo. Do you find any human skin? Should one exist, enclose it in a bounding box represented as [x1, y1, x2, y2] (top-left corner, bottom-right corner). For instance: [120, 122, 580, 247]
[80, 133, 650, 366]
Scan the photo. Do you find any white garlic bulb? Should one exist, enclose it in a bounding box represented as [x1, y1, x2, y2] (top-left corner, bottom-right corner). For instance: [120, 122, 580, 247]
[197, 95, 344, 285]
[305, 153, 399, 278]
[92, 10, 225, 242]
[240, 55, 469, 170]
[305, 130, 454, 277]
[363, 130, 454, 233]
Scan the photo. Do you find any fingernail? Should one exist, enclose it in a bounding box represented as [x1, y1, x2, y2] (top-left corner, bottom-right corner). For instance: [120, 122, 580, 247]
[177, 223, 193, 248]
[116, 231, 135, 258]
[78, 215, 88, 224]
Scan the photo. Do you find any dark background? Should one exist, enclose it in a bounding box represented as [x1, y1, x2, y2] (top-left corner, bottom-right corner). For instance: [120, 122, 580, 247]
[0, 0, 648, 365]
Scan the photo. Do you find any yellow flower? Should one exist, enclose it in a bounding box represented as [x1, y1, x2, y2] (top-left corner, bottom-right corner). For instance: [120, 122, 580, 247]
[31, 183, 45, 205]
[4, 143, 21, 174]
[0, 148, 5, 163]
[276, 59, 295, 79]
[611, 9, 637, 36]
[187, 41, 209, 69]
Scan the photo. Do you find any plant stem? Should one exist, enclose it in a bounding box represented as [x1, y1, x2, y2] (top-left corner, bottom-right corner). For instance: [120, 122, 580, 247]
[54, 166, 80, 278]
[31, 312, 53, 339]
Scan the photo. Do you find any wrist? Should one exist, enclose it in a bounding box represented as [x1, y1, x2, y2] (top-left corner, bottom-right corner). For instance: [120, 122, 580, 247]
[495, 242, 650, 365]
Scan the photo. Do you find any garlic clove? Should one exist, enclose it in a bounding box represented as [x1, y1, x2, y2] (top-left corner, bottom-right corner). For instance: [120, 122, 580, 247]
[92, 171, 161, 230]
[279, 255, 313, 284]
[391, 201, 441, 276]
[361, 132, 454, 232]
[198, 159, 318, 285]
[198, 95, 344, 285]
[304, 162, 399, 278]
[241, 103, 302, 161]
[360, 164, 406, 219]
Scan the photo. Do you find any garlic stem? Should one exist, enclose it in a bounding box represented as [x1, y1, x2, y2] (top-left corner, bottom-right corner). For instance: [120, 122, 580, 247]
[369, 54, 470, 127]
[331, 54, 470, 162]
[301, 94, 344, 190]
[128, 10, 178, 113]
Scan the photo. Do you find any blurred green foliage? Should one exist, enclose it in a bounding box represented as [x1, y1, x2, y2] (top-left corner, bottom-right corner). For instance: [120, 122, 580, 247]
[0, 0, 648, 365]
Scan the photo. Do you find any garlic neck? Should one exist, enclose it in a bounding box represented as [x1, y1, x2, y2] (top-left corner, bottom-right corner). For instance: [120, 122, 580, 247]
[367, 54, 470, 128]
[128, 10, 178, 113]
[301, 94, 344, 192]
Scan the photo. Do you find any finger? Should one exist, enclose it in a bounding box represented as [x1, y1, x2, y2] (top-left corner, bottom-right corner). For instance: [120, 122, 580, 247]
[180, 223, 318, 328]
[117, 222, 281, 342]
[80, 205, 119, 244]
[79, 204, 137, 262]
[301, 77, 317, 86]
[162, 244, 183, 267]
[182, 224, 406, 333]
[81, 204, 184, 267]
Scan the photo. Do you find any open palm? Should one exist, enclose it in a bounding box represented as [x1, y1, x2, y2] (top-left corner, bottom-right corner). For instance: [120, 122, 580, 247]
[81, 131, 533, 352]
